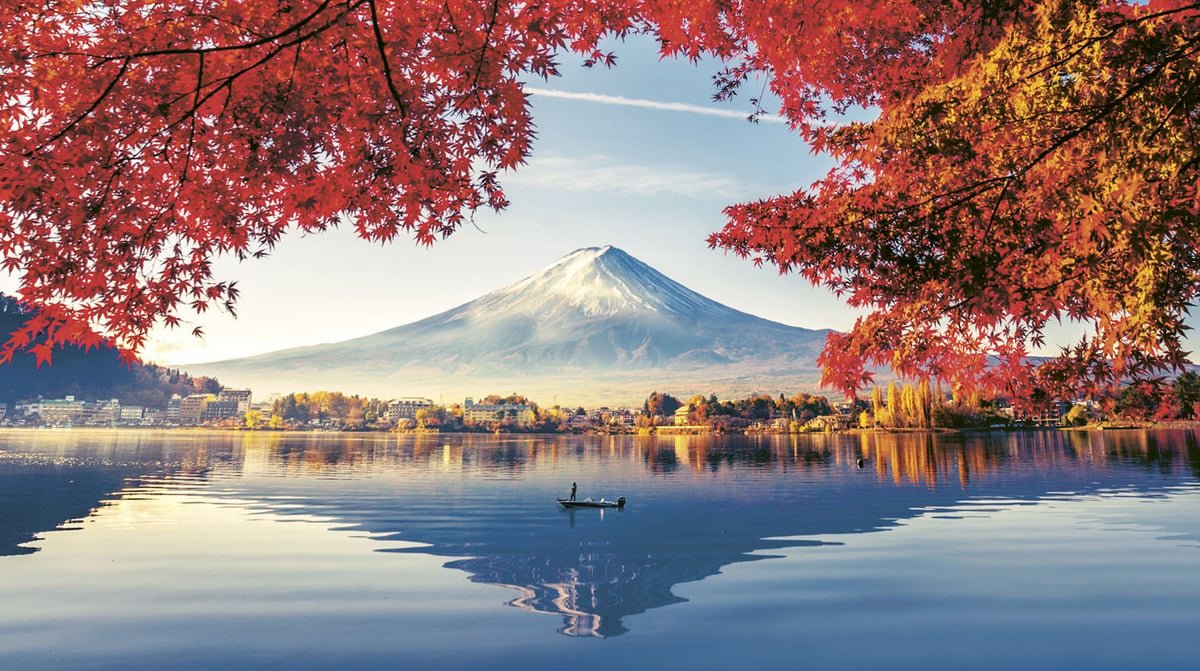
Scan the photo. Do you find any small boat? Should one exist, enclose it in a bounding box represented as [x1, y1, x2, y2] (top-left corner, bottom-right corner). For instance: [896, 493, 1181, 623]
[557, 496, 626, 509]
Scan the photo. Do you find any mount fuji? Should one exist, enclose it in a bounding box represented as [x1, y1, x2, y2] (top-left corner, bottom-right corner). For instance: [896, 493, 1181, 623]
[184, 246, 833, 404]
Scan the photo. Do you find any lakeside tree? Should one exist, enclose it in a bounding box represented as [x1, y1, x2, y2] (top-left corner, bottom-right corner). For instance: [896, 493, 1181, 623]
[862, 380, 1008, 429]
[643, 392, 682, 418]
[271, 390, 382, 427]
[415, 405, 449, 429]
[3, 1, 1197, 400]
[887, 383, 902, 429]
[1115, 381, 1172, 421]
[870, 386, 886, 428]
[1172, 371, 1200, 419]
[1064, 404, 1090, 426]
[775, 392, 833, 423]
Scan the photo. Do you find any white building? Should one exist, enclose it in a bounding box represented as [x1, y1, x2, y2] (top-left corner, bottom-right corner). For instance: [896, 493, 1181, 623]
[385, 398, 433, 422]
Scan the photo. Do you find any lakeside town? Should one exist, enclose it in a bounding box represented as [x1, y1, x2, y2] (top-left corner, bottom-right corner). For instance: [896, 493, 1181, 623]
[7, 372, 1197, 433]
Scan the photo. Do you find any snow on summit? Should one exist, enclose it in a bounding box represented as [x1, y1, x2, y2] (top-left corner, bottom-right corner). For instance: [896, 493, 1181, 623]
[476, 245, 727, 318]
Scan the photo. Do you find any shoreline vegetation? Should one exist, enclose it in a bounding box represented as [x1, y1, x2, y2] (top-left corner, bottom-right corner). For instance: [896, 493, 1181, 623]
[248, 374, 1200, 435]
[3, 419, 1195, 436]
[8, 378, 1200, 436]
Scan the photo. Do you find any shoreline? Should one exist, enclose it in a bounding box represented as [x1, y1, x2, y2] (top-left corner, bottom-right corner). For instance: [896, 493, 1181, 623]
[7, 420, 1200, 436]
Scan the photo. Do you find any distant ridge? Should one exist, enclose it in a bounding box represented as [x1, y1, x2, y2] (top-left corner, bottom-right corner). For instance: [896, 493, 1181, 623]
[0, 295, 134, 403]
[184, 246, 832, 404]
[0, 294, 222, 405]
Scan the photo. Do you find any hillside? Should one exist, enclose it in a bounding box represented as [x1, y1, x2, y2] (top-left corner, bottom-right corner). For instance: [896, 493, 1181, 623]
[0, 295, 221, 405]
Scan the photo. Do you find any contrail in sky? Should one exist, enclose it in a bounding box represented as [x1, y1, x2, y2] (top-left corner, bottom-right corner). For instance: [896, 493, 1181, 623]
[524, 86, 784, 123]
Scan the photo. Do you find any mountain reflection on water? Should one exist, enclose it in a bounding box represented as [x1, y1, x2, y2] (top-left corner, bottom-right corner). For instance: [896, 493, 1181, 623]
[2, 429, 1198, 638]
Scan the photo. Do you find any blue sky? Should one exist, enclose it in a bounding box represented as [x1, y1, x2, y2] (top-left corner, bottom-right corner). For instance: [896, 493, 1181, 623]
[135, 36, 857, 365]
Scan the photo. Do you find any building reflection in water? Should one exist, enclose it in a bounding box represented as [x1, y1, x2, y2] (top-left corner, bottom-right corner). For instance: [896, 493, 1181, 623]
[2, 428, 1198, 636]
[483, 537, 656, 638]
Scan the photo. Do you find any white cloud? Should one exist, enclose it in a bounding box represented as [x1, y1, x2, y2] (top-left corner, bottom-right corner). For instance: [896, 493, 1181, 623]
[508, 155, 762, 201]
[525, 87, 785, 123]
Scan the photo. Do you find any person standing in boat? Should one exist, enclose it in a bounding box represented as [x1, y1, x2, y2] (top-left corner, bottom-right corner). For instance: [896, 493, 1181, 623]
[569, 482, 577, 501]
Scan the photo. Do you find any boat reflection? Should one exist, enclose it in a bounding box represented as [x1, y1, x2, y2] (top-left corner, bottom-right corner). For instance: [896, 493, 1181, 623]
[2, 429, 1198, 637]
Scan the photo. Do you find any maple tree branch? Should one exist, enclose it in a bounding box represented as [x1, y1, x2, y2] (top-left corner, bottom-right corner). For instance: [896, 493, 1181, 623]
[1109, 2, 1200, 33]
[470, 0, 503, 93]
[367, 0, 409, 120]
[893, 33, 1200, 239]
[1013, 3, 1200, 83]
[98, 0, 344, 61]
[873, 11, 1200, 228]
[26, 1, 365, 162]
[154, 12, 351, 145]
[1141, 67, 1200, 144]
[30, 57, 130, 153]
[1016, 34, 1200, 170]
[441, 0, 462, 38]
[87, 160, 128, 228]
[190, 9, 273, 42]
[179, 51, 206, 186]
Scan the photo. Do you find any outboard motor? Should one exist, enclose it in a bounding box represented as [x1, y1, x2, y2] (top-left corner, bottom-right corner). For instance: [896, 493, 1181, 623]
[616, 496, 626, 508]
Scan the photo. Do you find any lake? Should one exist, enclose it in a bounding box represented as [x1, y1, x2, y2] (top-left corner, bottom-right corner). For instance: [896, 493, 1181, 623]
[1, 428, 1198, 670]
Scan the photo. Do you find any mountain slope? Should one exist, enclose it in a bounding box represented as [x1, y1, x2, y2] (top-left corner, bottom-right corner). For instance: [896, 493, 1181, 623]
[185, 246, 833, 404]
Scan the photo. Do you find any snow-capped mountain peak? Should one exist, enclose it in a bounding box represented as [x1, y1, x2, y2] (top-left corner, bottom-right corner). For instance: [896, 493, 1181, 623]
[472, 245, 727, 319]
[186, 245, 831, 404]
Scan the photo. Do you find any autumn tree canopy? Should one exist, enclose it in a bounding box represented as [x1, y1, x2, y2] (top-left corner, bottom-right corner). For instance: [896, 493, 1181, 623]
[2, 1, 1198, 399]
[709, 0, 1200, 400]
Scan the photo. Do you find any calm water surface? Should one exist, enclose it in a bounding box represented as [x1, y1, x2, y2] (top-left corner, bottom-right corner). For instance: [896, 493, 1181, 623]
[1, 429, 1198, 670]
